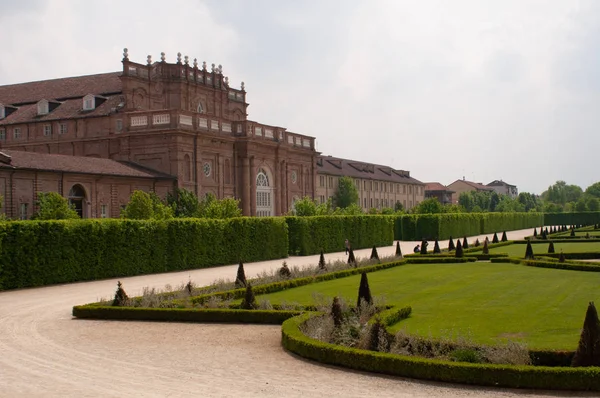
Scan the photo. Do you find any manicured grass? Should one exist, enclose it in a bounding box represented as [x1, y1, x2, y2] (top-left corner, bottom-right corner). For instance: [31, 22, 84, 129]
[257, 262, 600, 350]
[488, 242, 600, 257]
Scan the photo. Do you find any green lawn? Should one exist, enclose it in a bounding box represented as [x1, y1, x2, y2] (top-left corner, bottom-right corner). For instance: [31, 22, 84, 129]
[257, 262, 600, 350]
[488, 242, 600, 257]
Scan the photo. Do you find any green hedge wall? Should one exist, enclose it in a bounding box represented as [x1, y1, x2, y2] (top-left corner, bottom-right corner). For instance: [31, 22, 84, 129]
[544, 212, 600, 226]
[282, 313, 600, 391]
[392, 213, 542, 241]
[285, 215, 394, 255]
[0, 217, 288, 290]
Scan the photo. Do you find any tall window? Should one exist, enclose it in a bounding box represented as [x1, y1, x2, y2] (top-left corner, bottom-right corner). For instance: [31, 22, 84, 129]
[256, 168, 273, 217]
[20, 203, 28, 220]
[100, 204, 108, 218]
[59, 123, 68, 135]
[13, 128, 21, 139]
[116, 119, 123, 133]
[43, 124, 52, 136]
[183, 154, 192, 182]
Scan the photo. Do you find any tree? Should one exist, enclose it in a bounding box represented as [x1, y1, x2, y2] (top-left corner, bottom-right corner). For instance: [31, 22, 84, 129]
[572, 302, 600, 367]
[291, 196, 318, 216]
[357, 272, 372, 307]
[413, 198, 444, 214]
[458, 192, 474, 212]
[112, 281, 129, 306]
[587, 198, 600, 212]
[455, 240, 463, 258]
[394, 201, 404, 213]
[585, 182, 600, 199]
[489, 192, 500, 212]
[240, 283, 258, 309]
[32, 192, 79, 220]
[318, 250, 327, 270]
[395, 241, 403, 257]
[121, 190, 173, 220]
[166, 188, 200, 217]
[370, 246, 379, 261]
[333, 176, 359, 209]
[331, 296, 343, 327]
[575, 198, 588, 212]
[235, 261, 247, 288]
[199, 193, 242, 219]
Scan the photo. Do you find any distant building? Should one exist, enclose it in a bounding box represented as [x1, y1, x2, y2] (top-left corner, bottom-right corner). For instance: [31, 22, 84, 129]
[447, 178, 494, 204]
[487, 180, 518, 199]
[315, 156, 424, 211]
[424, 182, 454, 205]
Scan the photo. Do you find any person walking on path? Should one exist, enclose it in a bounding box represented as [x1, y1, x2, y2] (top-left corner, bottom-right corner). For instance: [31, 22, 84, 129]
[345, 238, 350, 254]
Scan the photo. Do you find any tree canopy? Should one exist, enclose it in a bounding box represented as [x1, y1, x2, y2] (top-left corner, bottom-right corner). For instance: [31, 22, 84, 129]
[333, 176, 359, 209]
[32, 192, 80, 220]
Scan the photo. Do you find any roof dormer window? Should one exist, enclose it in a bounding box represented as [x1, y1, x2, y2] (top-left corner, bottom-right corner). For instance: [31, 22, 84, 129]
[83, 94, 95, 111]
[0, 104, 4, 119]
[37, 99, 49, 115]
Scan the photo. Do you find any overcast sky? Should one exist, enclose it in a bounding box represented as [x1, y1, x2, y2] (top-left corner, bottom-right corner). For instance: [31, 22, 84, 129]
[1, 0, 599, 194]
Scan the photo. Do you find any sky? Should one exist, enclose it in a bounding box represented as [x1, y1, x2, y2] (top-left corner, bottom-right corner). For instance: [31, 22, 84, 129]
[1, 0, 599, 194]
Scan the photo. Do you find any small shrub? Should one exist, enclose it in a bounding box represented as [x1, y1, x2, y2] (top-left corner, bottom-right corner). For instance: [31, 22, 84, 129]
[185, 278, 194, 296]
[112, 281, 129, 306]
[572, 302, 600, 367]
[524, 240, 535, 260]
[462, 237, 469, 249]
[331, 296, 343, 327]
[279, 261, 292, 278]
[533, 228, 538, 238]
[240, 283, 258, 310]
[370, 246, 379, 261]
[235, 261, 247, 288]
[548, 242, 555, 254]
[474, 238, 480, 247]
[433, 239, 441, 254]
[492, 232, 499, 244]
[455, 240, 463, 258]
[395, 241, 403, 257]
[559, 251, 566, 263]
[501, 231, 508, 242]
[571, 228, 576, 237]
[450, 348, 482, 363]
[482, 239, 489, 255]
[318, 250, 327, 270]
[357, 272, 372, 307]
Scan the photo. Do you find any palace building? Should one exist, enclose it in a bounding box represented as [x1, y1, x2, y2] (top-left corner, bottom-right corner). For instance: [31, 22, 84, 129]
[0, 49, 422, 218]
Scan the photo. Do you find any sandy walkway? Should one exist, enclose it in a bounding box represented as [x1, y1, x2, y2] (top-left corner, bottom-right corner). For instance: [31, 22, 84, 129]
[0, 228, 594, 397]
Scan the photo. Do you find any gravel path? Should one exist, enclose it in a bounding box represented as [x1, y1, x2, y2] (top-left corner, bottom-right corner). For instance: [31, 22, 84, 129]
[0, 228, 594, 397]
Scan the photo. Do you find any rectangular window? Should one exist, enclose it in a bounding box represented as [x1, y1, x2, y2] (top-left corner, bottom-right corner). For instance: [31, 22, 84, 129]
[370, 198, 373, 208]
[0, 128, 5, 141]
[84, 98, 94, 110]
[363, 198, 367, 208]
[328, 177, 333, 188]
[116, 119, 123, 133]
[13, 128, 21, 139]
[20, 203, 28, 220]
[376, 199, 379, 207]
[403, 185, 406, 194]
[319, 175, 325, 187]
[59, 123, 67, 135]
[43, 124, 52, 136]
[409, 185, 413, 194]
[100, 204, 108, 218]
[374, 182, 378, 191]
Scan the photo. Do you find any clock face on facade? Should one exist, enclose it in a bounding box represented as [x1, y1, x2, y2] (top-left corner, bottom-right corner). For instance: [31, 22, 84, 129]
[291, 171, 297, 184]
[203, 162, 211, 177]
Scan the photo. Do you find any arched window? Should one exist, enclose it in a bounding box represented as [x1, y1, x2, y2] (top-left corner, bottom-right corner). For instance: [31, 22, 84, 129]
[68, 184, 86, 218]
[197, 103, 204, 113]
[183, 154, 191, 182]
[256, 168, 272, 217]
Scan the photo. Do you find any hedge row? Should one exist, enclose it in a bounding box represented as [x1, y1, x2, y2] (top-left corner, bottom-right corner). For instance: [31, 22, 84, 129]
[544, 212, 600, 227]
[0, 217, 288, 290]
[375, 306, 412, 327]
[393, 213, 543, 241]
[72, 305, 301, 324]
[286, 215, 394, 255]
[281, 312, 600, 391]
[490, 257, 600, 272]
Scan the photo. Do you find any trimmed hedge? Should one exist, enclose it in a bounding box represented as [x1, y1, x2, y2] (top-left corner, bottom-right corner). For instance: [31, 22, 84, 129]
[480, 213, 544, 235]
[286, 215, 394, 256]
[490, 257, 600, 272]
[0, 217, 288, 290]
[544, 212, 600, 227]
[376, 306, 412, 327]
[281, 313, 600, 391]
[72, 305, 301, 324]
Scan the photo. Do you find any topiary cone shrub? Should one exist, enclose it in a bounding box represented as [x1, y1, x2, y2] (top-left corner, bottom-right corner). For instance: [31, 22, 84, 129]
[331, 296, 343, 327]
[524, 240, 535, 260]
[533, 228, 538, 238]
[462, 237, 469, 249]
[112, 281, 129, 306]
[482, 239, 489, 255]
[395, 241, 403, 257]
[572, 302, 600, 367]
[433, 239, 441, 254]
[474, 238, 480, 247]
[571, 228, 576, 237]
[240, 283, 258, 309]
[235, 261, 247, 288]
[420, 240, 428, 255]
[357, 272, 372, 308]
[347, 248, 356, 266]
[279, 261, 292, 278]
[448, 237, 455, 251]
[548, 242, 555, 254]
[492, 232, 499, 244]
[541, 229, 548, 240]
[559, 250, 566, 263]
[318, 250, 327, 270]
[370, 246, 379, 261]
[501, 231, 508, 242]
[455, 240, 463, 258]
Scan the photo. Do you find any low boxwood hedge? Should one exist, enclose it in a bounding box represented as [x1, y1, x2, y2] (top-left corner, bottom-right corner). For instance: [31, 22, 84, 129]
[490, 257, 600, 272]
[281, 312, 600, 391]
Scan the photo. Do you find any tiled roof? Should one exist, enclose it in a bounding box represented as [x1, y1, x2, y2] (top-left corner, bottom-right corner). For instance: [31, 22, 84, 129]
[487, 180, 516, 188]
[317, 155, 423, 185]
[0, 72, 122, 105]
[449, 179, 493, 191]
[0, 96, 122, 126]
[425, 182, 453, 192]
[0, 150, 175, 180]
